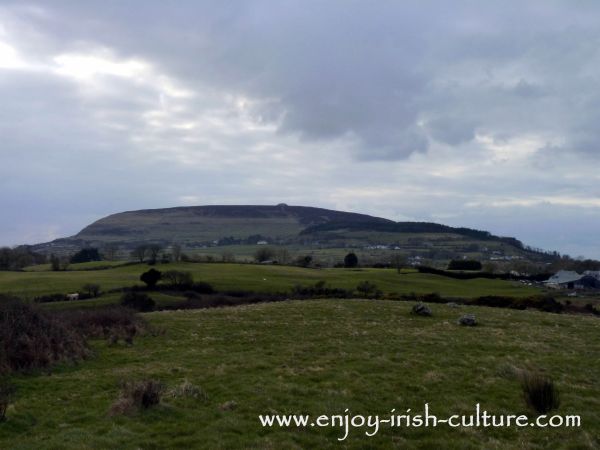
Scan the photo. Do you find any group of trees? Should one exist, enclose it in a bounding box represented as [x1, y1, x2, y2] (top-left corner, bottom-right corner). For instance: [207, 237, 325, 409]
[70, 248, 102, 264]
[131, 244, 183, 264]
[0, 246, 45, 270]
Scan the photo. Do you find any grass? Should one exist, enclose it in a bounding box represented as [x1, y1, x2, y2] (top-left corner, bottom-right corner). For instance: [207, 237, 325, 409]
[23, 261, 133, 272]
[1, 299, 598, 449]
[0, 262, 540, 301]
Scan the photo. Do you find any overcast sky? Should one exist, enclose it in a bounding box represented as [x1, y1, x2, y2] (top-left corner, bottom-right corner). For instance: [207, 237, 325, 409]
[1, 1, 600, 257]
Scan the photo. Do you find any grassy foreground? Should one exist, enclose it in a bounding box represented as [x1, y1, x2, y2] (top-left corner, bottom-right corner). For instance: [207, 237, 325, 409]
[1, 299, 598, 449]
[0, 262, 539, 300]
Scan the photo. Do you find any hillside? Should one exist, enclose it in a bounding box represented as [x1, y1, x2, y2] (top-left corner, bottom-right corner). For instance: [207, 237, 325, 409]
[31, 204, 547, 263]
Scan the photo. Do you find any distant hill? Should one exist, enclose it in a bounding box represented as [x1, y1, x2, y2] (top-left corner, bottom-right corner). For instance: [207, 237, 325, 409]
[31, 204, 549, 262]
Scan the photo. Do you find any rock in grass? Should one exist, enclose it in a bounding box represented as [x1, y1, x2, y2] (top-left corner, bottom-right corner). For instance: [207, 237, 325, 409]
[411, 303, 432, 317]
[458, 314, 477, 326]
[219, 400, 237, 411]
[446, 302, 460, 308]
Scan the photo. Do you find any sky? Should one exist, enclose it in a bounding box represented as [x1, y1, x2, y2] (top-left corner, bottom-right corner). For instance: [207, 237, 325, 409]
[1, 1, 600, 258]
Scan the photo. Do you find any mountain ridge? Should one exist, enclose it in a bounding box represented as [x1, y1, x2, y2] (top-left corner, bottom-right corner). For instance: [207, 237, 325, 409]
[30, 204, 548, 262]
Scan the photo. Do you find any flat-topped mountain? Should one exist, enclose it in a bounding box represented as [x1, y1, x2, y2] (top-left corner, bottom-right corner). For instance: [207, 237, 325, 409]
[31, 204, 546, 261]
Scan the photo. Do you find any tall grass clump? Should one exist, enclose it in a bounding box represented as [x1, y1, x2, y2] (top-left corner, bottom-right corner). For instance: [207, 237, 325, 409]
[109, 380, 164, 416]
[520, 371, 560, 414]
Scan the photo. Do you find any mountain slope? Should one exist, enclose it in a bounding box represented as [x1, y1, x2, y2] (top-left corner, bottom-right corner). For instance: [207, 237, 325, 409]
[31, 204, 545, 261]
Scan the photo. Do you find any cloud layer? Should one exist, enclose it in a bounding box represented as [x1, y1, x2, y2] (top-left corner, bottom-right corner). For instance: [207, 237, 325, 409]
[1, 1, 600, 257]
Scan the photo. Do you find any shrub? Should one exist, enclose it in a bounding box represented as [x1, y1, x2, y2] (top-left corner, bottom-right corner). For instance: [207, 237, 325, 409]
[0, 377, 16, 421]
[296, 255, 312, 268]
[33, 293, 66, 303]
[0, 296, 88, 374]
[419, 292, 444, 304]
[109, 380, 164, 415]
[162, 270, 194, 289]
[471, 295, 563, 313]
[254, 247, 275, 263]
[140, 268, 162, 288]
[344, 252, 358, 268]
[447, 260, 482, 271]
[290, 281, 352, 298]
[190, 281, 215, 294]
[521, 371, 560, 414]
[81, 283, 101, 297]
[356, 280, 377, 297]
[120, 292, 155, 312]
[585, 303, 600, 316]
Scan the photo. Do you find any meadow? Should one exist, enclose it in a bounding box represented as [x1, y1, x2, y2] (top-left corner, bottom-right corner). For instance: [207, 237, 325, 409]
[0, 262, 540, 301]
[1, 299, 598, 449]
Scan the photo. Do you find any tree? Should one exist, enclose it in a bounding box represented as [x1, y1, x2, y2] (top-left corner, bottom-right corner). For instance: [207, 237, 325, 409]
[254, 247, 275, 263]
[50, 254, 61, 271]
[296, 255, 312, 268]
[277, 248, 291, 265]
[344, 252, 358, 268]
[391, 253, 406, 273]
[102, 243, 119, 261]
[147, 244, 162, 264]
[140, 268, 162, 288]
[162, 270, 193, 288]
[356, 280, 378, 297]
[70, 248, 102, 264]
[221, 251, 235, 262]
[0, 246, 45, 271]
[482, 261, 499, 273]
[81, 283, 101, 297]
[171, 244, 182, 262]
[131, 245, 148, 263]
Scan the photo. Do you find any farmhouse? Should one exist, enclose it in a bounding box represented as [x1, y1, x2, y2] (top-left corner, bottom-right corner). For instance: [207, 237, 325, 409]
[544, 270, 600, 289]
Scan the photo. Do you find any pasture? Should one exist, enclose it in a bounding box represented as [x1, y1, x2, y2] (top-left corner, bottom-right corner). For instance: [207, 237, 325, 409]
[0, 262, 540, 301]
[1, 299, 598, 449]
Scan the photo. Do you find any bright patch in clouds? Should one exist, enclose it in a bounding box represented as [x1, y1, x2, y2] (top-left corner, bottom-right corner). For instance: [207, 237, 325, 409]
[53, 52, 148, 81]
[0, 39, 25, 69]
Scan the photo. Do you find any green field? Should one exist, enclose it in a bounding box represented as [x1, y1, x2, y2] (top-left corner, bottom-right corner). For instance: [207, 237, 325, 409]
[1, 299, 598, 449]
[0, 262, 540, 301]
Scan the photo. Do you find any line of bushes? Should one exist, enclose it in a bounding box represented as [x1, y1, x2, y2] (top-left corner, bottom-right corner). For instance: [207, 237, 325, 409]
[417, 265, 552, 281]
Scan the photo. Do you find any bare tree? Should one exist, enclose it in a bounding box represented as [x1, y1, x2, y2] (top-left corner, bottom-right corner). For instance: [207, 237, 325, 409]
[221, 251, 235, 262]
[255, 247, 275, 263]
[131, 245, 148, 263]
[103, 243, 119, 261]
[171, 243, 182, 262]
[390, 253, 407, 273]
[82, 283, 101, 297]
[147, 244, 162, 264]
[277, 248, 291, 265]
